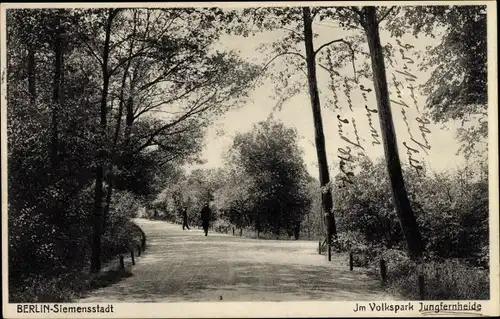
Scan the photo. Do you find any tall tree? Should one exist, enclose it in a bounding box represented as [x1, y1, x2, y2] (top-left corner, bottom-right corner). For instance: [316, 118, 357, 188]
[357, 6, 424, 259]
[91, 8, 120, 273]
[302, 7, 337, 259]
[213, 168, 258, 233]
[228, 119, 312, 238]
[233, 6, 361, 258]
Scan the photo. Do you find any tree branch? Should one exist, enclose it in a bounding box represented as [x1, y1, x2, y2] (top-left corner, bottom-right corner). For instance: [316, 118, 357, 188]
[261, 51, 307, 74]
[279, 27, 304, 39]
[133, 76, 217, 120]
[108, 46, 152, 78]
[136, 121, 198, 142]
[342, 40, 358, 82]
[132, 90, 219, 154]
[315, 39, 357, 80]
[82, 40, 103, 66]
[108, 10, 180, 79]
[314, 38, 343, 57]
[317, 63, 341, 76]
[377, 6, 396, 25]
[156, 152, 185, 168]
[136, 57, 189, 92]
[348, 6, 366, 28]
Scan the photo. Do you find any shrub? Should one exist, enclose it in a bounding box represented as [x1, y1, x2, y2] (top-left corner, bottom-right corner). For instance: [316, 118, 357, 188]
[9, 270, 91, 303]
[376, 252, 490, 300]
[9, 188, 146, 303]
[333, 158, 489, 270]
[213, 219, 232, 233]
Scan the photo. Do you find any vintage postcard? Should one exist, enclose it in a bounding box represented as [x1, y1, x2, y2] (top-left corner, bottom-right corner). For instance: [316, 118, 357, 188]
[1, 1, 498, 318]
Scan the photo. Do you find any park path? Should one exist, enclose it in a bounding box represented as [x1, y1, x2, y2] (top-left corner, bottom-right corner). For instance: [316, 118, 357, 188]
[78, 219, 397, 302]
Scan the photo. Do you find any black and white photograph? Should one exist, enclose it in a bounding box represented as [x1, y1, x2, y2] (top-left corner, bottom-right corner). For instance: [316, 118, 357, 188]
[1, 1, 498, 318]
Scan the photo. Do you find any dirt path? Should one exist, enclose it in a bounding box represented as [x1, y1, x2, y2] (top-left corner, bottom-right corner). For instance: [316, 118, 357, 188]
[78, 219, 397, 302]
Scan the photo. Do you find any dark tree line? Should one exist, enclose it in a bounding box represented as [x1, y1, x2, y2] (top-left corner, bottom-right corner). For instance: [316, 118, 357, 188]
[6, 7, 259, 300]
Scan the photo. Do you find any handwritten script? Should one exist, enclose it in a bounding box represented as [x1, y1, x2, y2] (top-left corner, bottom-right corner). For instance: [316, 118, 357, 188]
[388, 39, 432, 175]
[326, 36, 432, 187]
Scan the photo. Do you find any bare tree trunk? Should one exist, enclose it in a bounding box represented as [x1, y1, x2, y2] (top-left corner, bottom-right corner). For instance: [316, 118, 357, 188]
[306, 211, 311, 240]
[27, 44, 36, 106]
[303, 7, 336, 261]
[124, 96, 134, 145]
[51, 33, 63, 169]
[276, 203, 282, 240]
[91, 9, 117, 273]
[363, 7, 423, 260]
[124, 58, 141, 147]
[255, 212, 260, 238]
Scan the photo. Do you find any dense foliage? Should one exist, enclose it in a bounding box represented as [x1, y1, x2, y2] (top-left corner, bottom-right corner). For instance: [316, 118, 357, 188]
[150, 119, 313, 239]
[332, 156, 488, 267]
[5, 4, 490, 302]
[385, 5, 488, 160]
[224, 119, 313, 238]
[6, 7, 258, 301]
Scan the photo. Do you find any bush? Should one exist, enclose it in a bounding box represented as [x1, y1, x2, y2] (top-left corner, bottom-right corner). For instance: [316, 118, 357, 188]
[213, 219, 232, 233]
[9, 188, 146, 303]
[10, 217, 146, 303]
[101, 219, 144, 262]
[370, 251, 490, 300]
[8, 185, 94, 302]
[9, 270, 91, 303]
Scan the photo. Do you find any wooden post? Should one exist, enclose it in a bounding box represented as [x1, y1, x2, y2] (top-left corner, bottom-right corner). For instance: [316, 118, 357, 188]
[232, 227, 235, 236]
[418, 275, 425, 300]
[137, 245, 141, 256]
[380, 259, 387, 285]
[119, 255, 124, 271]
[349, 252, 353, 271]
[327, 236, 332, 261]
[318, 240, 321, 254]
[131, 250, 135, 265]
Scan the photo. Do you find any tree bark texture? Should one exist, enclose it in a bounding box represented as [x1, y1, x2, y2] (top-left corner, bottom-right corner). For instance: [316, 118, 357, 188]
[303, 7, 337, 261]
[363, 6, 424, 260]
[91, 9, 117, 273]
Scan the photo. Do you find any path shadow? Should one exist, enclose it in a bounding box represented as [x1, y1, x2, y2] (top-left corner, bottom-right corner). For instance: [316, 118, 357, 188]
[90, 270, 134, 289]
[80, 220, 394, 302]
[180, 261, 390, 301]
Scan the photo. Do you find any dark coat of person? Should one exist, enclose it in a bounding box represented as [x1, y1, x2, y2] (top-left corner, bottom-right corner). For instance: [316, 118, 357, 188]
[182, 207, 190, 230]
[200, 205, 211, 235]
[201, 205, 211, 222]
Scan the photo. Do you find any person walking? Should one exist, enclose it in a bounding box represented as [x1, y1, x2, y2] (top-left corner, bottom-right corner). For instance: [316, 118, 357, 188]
[200, 203, 211, 236]
[182, 206, 190, 230]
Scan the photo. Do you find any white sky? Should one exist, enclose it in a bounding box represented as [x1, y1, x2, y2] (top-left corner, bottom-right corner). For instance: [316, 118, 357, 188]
[184, 15, 470, 178]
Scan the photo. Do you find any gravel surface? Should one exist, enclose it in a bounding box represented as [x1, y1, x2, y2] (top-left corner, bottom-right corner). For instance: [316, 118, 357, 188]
[78, 219, 397, 302]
